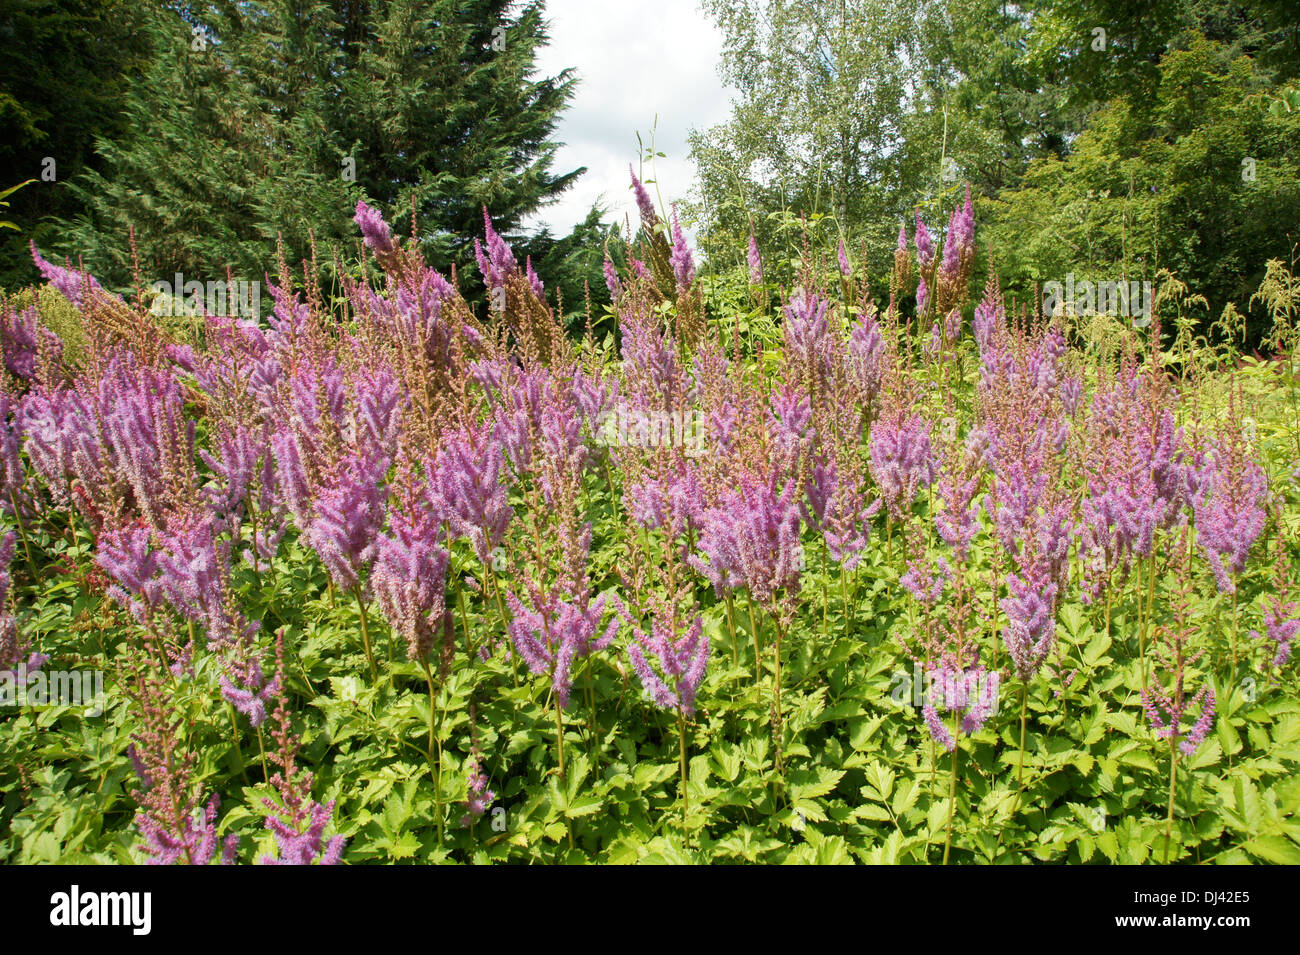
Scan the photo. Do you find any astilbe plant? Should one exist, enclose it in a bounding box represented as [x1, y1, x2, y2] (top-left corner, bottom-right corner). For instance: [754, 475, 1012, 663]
[868, 399, 935, 526]
[258, 633, 345, 865]
[618, 478, 710, 842]
[1188, 386, 1268, 670]
[1141, 526, 1216, 862]
[0, 531, 32, 677]
[1248, 533, 1298, 675]
[689, 464, 801, 770]
[125, 630, 237, 865]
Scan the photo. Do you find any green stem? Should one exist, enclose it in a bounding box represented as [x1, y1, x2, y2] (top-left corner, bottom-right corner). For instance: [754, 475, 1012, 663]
[772, 610, 785, 780]
[1141, 552, 1156, 691]
[943, 729, 960, 865]
[352, 585, 377, 681]
[1230, 585, 1239, 669]
[1163, 738, 1179, 864]
[7, 488, 34, 569]
[841, 564, 855, 638]
[1015, 684, 1029, 799]
[724, 593, 738, 668]
[487, 566, 517, 688]
[421, 659, 444, 847]
[678, 709, 689, 847]
[821, 546, 829, 640]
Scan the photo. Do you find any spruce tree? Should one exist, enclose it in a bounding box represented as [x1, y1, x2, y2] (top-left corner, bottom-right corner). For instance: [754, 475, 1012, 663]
[63, 0, 595, 305]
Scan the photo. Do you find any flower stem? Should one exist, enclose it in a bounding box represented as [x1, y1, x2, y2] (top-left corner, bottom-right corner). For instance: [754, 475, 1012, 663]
[421, 659, 444, 847]
[771, 609, 785, 779]
[352, 585, 377, 681]
[1163, 738, 1179, 863]
[678, 709, 689, 847]
[724, 593, 738, 668]
[943, 731, 960, 865]
[1015, 683, 1029, 800]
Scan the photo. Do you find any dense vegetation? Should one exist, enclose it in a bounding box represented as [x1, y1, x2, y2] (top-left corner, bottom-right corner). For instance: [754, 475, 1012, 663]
[1, 186, 1298, 864]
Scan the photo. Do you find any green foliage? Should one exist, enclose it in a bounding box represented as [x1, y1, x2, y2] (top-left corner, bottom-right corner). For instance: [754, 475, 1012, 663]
[5, 265, 1300, 864]
[985, 36, 1300, 342]
[0, 0, 152, 288]
[57, 0, 601, 311]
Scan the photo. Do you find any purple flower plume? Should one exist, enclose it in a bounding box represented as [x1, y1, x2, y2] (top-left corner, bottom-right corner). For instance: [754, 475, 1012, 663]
[353, 200, 396, 257]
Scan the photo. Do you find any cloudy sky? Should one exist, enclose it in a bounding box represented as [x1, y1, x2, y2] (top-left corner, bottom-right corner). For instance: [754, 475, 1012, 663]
[520, 0, 736, 237]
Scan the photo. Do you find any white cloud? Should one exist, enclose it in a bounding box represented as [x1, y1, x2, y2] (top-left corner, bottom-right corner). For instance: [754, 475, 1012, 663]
[520, 0, 735, 236]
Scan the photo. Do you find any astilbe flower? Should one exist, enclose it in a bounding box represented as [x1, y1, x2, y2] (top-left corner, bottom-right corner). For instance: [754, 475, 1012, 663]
[0, 392, 27, 517]
[30, 241, 109, 308]
[474, 208, 518, 292]
[1, 305, 60, 381]
[1000, 498, 1073, 681]
[804, 451, 879, 568]
[259, 634, 345, 865]
[460, 749, 496, 826]
[1252, 594, 1299, 668]
[428, 424, 513, 566]
[782, 288, 836, 397]
[371, 473, 450, 661]
[868, 407, 935, 522]
[1145, 683, 1216, 757]
[625, 455, 704, 540]
[623, 597, 709, 715]
[1142, 659, 1215, 757]
[0, 532, 25, 673]
[617, 295, 685, 410]
[100, 511, 273, 719]
[748, 232, 762, 285]
[535, 377, 589, 508]
[922, 656, 1001, 753]
[604, 254, 621, 298]
[301, 450, 389, 593]
[837, 238, 852, 278]
[487, 363, 548, 478]
[96, 520, 166, 624]
[525, 256, 545, 300]
[934, 185, 976, 314]
[1250, 547, 1299, 669]
[505, 588, 619, 708]
[629, 164, 659, 226]
[914, 212, 935, 273]
[1078, 368, 1180, 602]
[127, 639, 237, 865]
[902, 553, 953, 608]
[669, 205, 695, 293]
[933, 433, 982, 563]
[573, 365, 619, 439]
[770, 383, 813, 480]
[354, 199, 396, 257]
[1192, 418, 1266, 594]
[22, 352, 198, 531]
[689, 469, 803, 607]
[845, 305, 885, 412]
[269, 357, 399, 576]
[197, 421, 279, 550]
[179, 311, 281, 415]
